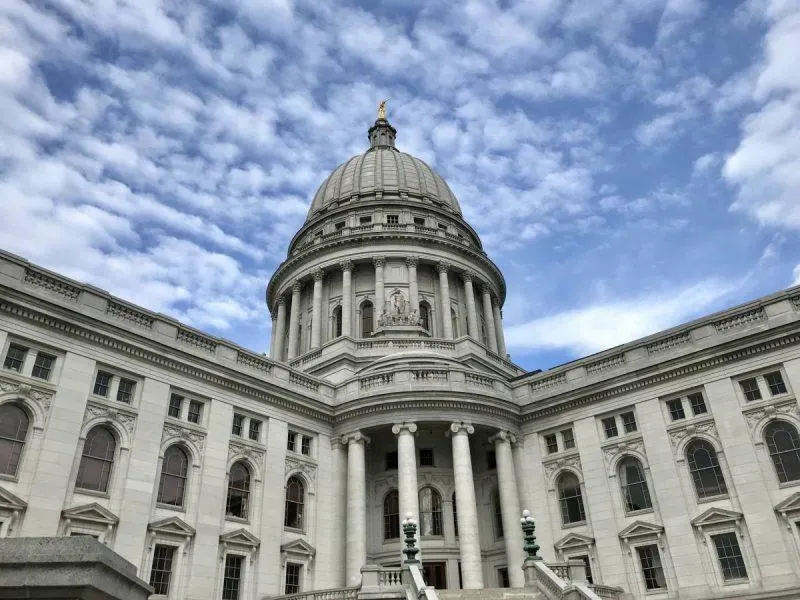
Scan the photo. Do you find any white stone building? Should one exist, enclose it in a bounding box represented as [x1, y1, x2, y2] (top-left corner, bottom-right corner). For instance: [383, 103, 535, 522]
[1, 115, 800, 600]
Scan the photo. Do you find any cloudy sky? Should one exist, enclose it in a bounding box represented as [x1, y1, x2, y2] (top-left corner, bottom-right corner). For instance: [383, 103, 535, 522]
[2, 0, 799, 372]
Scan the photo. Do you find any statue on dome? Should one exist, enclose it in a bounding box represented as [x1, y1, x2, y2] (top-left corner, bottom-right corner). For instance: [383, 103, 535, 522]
[378, 99, 388, 120]
[377, 289, 422, 327]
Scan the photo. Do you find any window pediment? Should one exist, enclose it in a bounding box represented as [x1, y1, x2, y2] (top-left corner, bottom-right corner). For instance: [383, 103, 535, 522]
[691, 507, 743, 529]
[62, 502, 118, 525]
[775, 491, 800, 518]
[148, 516, 195, 538]
[619, 520, 664, 541]
[0, 486, 27, 512]
[554, 532, 595, 551]
[220, 527, 260, 549]
[281, 538, 316, 558]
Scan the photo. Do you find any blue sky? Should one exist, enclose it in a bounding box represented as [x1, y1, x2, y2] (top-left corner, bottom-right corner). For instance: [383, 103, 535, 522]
[2, 0, 799, 373]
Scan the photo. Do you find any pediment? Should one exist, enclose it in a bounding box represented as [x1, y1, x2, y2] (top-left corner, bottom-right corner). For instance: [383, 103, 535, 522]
[0, 486, 27, 511]
[691, 507, 743, 528]
[775, 492, 800, 515]
[554, 532, 595, 550]
[149, 516, 195, 537]
[619, 520, 664, 540]
[220, 528, 260, 548]
[62, 502, 118, 524]
[281, 538, 316, 557]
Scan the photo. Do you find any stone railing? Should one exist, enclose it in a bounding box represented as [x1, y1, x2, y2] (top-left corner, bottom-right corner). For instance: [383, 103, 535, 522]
[265, 587, 359, 600]
[587, 585, 625, 599]
[713, 306, 766, 332]
[524, 559, 623, 600]
[290, 348, 322, 368]
[411, 369, 448, 382]
[107, 300, 154, 329]
[176, 328, 217, 353]
[465, 372, 494, 387]
[290, 372, 320, 392]
[237, 351, 273, 374]
[360, 373, 394, 390]
[359, 565, 405, 598]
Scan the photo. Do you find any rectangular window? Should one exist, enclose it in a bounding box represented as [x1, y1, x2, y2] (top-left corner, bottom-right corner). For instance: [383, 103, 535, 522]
[301, 435, 312, 456]
[602, 417, 619, 438]
[764, 371, 787, 396]
[544, 434, 559, 454]
[385, 451, 398, 470]
[3, 344, 27, 372]
[93, 371, 113, 397]
[497, 567, 510, 588]
[386, 214, 399, 224]
[359, 216, 372, 225]
[688, 392, 707, 415]
[232, 414, 244, 436]
[149, 544, 176, 595]
[739, 378, 762, 402]
[222, 554, 244, 600]
[168, 394, 183, 418]
[116, 378, 136, 404]
[287, 431, 297, 452]
[335, 221, 345, 231]
[285, 562, 302, 595]
[712, 532, 748, 581]
[419, 448, 434, 467]
[248, 419, 262, 441]
[31, 352, 55, 380]
[666, 398, 685, 420]
[188, 400, 203, 424]
[486, 450, 497, 470]
[561, 428, 575, 450]
[636, 544, 667, 590]
[620, 411, 638, 433]
[414, 217, 425, 226]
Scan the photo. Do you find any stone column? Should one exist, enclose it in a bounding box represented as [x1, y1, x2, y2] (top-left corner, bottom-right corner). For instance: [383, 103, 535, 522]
[374, 257, 385, 325]
[450, 422, 483, 589]
[287, 281, 302, 359]
[481, 285, 498, 353]
[392, 422, 419, 552]
[311, 269, 324, 349]
[438, 262, 453, 339]
[273, 298, 287, 360]
[344, 431, 369, 587]
[492, 300, 507, 357]
[341, 260, 353, 337]
[406, 257, 419, 313]
[270, 313, 277, 357]
[490, 431, 525, 587]
[462, 272, 479, 339]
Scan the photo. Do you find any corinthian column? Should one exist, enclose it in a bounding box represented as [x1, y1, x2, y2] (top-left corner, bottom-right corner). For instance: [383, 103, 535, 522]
[374, 257, 385, 325]
[450, 422, 482, 588]
[481, 285, 498, 353]
[492, 300, 507, 357]
[406, 257, 419, 313]
[462, 272, 479, 339]
[392, 422, 419, 553]
[273, 297, 287, 360]
[311, 269, 324, 349]
[438, 262, 453, 339]
[343, 431, 369, 586]
[490, 430, 524, 587]
[287, 281, 302, 359]
[341, 260, 353, 337]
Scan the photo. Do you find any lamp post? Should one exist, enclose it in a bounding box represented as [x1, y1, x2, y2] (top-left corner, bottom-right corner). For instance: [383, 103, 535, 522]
[520, 510, 540, 560]
[402, 512, 420, 565]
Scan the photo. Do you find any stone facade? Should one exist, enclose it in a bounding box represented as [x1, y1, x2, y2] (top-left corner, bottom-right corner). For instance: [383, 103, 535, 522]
[1, 117, 800, 600]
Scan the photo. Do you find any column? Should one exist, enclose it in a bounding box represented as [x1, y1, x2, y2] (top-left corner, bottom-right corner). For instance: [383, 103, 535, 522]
[492, 300, 507, 357]
[438, 262, 453, 339]
[270, 313, 277, 357]
[374, 257, 385, 325]
[344, 431, 369, 587]
[287, 281, 302, 359]
[490, 431, 525, 587]
[341, 260, 353, 337]
[450, 422, 483, 589]
[273, 298, 287, 360]
[311, 269, 324, 349]
[481, 285, 498, 353]
[462, 272, 479, 339]
[406, 257, 419, 313]
[392, 422, 419, 552]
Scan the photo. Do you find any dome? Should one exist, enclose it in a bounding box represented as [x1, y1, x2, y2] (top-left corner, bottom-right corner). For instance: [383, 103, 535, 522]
[306, 119, 462, 221]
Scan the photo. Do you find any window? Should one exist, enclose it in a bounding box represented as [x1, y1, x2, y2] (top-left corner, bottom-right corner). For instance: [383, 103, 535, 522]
[287, 431, 297, 452]
[636, 544, 666, 590]
[335, 221, 345, 231]
[452, 492, 458, 537]
[75, 426, 116, 492]
[619, 457, 652, 512]
[248, 419, 261, 442]
[620, 411, 637, 433]
[226, 461, 251, 519]
[386, 214, 399, 224]
[437, 223, 447, 231]
[3, 344, 27, 372]
[575, 555, 593, 584]
[157, 445, 189, 506]
[222, 554, 244, 600]
[492, 487, 504, 538]
[666, 398, 685, 421]
[545, 434, 559, 454]
[31, 352, 55, 380]
[419, 302, 431, 332]
[739, 378, 762, 402]
[385, 451, 398, 471]
[419, 487, 443, 536]
[285, 562, 302, 595]
[361, 301, 374, 337]
[419, 448, 434, 467]
[232, 414, 244, 437]
[686, 439, 728, 498]
[0, 403, 29, 476]
[301, 435, 312, 456]
[764, 421, 800, 483]
[168, 394, 183, 418]
[116, 379, 136, 404]
[557, 472, 586, 524]
[332, 305, 343, 338]
[712, 532, 748, 580]
[188, 400, 203, 424]
[413, 216, 425, 226]
[384, 490, 400, 539]
[93, 371, 112, 397]
[149, 544, 176, 595]
[359, 215, 372, 225]
[562, 429, 576, 450]
[285, 476, 305, 529]
[765, 371, 788, 396]
[688, 392, 707, 415]
[497, 567, 510, 588]
[486, 450, 497, 470]
[602, 411, 637, 438]
[602, 417, 618, 438]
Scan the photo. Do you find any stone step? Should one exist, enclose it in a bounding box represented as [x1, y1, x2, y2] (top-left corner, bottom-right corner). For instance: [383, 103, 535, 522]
[437, 588, 544, 600]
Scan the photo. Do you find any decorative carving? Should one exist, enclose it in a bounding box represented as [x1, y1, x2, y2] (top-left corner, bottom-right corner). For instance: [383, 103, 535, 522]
[289, 372, 320, 391]
[465, 372, 494, 388]
[286, 454, 317, 483]
[791, 295, 800, 311]
[340, 260, 353, 272]
[436, 261, 449, 274]
[85, 401, 137, 437]
[713, 307, 766, 333]
[488, 430, 517, 445]
[543, 453, 582, 482]
[162, 423, 205, 453]
[586, 354, 625, 375]
[601, 437, 645, 470]
[373, 256, 386, 268]
[176, 329, 217, 353]
[667, 418, 719, 451]
[341, 431, 370, 445]
[646, 332, 691, 355]
[742, 398, 800, 436]
[405, 256, 418, 268]
[236, 352, 272, 374]
[229, 441, 265, 471]
[449, 422, 475, 435]
[377, 289, 422, 327]
[530, 372, 567, 392]
[23, 268, 81, 301]
[313, 269, 325, 282]
[292, 280, 303, 293]
[359, 373, 393, 390]
[0, 379, 54, 416]
[461, 271, 474, 283]
[107, 301, 155, 329]
[392, 422, 418, 435]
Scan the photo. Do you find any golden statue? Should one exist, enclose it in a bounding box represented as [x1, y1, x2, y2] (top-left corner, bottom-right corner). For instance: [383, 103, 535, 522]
[378, 99, 388, 120]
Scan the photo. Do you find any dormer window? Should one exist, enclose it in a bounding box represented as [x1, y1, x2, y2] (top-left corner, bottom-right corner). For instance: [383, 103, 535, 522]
[335, 221, 345, 231]
[386, 214, 399, 225]
[359, 216, 372, 225]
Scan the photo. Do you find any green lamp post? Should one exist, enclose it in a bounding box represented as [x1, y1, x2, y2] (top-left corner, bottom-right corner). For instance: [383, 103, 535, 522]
[521, 510, 540, 560]
[402, 513, 420, 565]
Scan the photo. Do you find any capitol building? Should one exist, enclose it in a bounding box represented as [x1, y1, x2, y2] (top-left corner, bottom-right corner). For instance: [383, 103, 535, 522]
[2, 113, 800, 600]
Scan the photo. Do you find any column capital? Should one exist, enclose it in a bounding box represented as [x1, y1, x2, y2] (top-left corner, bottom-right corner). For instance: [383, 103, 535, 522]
[277, 296, 287, 306]
[461, 270, 476, 283]
[479, 282, 494, 297]
[488, 430, 517, 445]
[373, 256, 386, 268]
[291, 280, 303, 293]
[341, 430, 370, 445]
[340, 259, 353, 272]
[449, 422, 475, 435]
[437, 261, 450, 274]
[405, 256, 419, 268]
[392, 422, 418, 435]
[313, 268, 325, 282]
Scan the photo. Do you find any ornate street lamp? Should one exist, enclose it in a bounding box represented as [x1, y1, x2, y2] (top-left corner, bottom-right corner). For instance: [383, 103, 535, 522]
[402, 512, 420, 565]
[520, 509, 540, 560]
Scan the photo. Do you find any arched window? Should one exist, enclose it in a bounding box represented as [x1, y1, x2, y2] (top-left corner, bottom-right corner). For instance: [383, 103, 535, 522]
[383, 489, 399, 539]
[452, 491, 459, 537]
[158, 445, 189, 506]
[492, 487, 504, 538]
[450, 307, 459, 338]
[361, 301, 374, 337]
[420, 301, 431, 332]
[686, 439, 728, 498]
[76, 426, 116, 492]
[619, 456, 652, 512]
[285, 476, 305, 529]
[557, 472, 586, 525]
[765, 421, 800, 483]
[0, 403, 29, 476]
[226, 461, 251, 518]
[332, 305, 343, 338]
[419, 487, 443, 536]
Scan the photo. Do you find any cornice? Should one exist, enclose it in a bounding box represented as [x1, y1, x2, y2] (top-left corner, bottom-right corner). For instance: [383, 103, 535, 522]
[333, 394, 521, 425]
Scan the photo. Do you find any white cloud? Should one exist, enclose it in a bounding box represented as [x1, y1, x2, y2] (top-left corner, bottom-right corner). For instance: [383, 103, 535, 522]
[793, 264, 800, 286]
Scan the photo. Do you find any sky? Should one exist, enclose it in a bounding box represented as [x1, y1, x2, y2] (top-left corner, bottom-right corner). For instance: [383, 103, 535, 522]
[1, 0, 799, 373]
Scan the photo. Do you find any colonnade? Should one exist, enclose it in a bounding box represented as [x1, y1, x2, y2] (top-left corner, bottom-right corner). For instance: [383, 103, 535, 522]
[271, 258, 507, 360]
[341, 423, 524, 589]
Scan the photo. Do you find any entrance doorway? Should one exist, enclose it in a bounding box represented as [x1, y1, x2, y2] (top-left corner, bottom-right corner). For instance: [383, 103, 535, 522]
[423, 562, 447, 589]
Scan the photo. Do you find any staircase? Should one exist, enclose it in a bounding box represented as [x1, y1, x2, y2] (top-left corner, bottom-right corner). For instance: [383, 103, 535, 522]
[438, 588, 545, 600]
